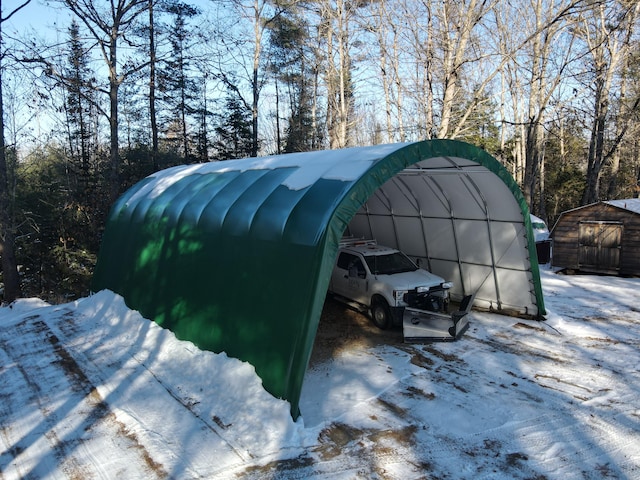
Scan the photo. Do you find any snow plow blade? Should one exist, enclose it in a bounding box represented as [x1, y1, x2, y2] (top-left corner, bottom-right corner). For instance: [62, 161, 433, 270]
[403, 294, 475, 342]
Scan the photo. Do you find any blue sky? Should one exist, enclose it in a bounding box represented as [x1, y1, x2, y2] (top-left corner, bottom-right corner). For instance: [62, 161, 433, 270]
[3, 1, 72, 37]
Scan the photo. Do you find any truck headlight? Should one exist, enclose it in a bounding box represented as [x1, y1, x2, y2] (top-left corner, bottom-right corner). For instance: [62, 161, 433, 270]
[441, 282, 453, 289]
[394, 290, 408, 301]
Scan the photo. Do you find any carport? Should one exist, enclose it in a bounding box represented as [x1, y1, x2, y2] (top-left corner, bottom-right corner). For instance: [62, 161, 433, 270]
[92, 139, 544, 417]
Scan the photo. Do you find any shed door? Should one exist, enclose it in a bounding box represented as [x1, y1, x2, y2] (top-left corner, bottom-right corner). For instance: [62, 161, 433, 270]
[578, 221, 623, 272]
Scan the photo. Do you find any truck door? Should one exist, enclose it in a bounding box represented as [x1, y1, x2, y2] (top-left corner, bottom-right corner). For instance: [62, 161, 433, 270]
[331, 252, 369, 304]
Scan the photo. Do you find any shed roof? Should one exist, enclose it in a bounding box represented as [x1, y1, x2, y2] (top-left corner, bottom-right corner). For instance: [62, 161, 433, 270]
[550, 199, 640, 235]
[92, 139, 544, 417]
[605, 198, 640, 215]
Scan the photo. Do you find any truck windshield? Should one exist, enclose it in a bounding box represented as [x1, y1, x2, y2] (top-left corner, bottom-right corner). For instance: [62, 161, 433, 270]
[364, 252, 418, 275]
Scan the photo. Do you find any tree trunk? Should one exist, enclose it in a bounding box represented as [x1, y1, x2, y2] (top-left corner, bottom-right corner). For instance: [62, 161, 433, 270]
[374, 0, 393, 142]
[391, 22, 405, 142]
[109, 34, 120, 203]
[581, 83, 607, 205]
[0, 3, 33, 302]
[0, 71, 21, 302]
[524, 117, 545, 210]
[336, 0, 349, 148]
[323, 2, 338, 148]
[251, 0, 261, 157]
[605, 2, 639, 199]
[311, 54, 320, 150]
[275, 78, 281, 154]
[149, 0, 159, 171]
[521, 0, 573, 214]
[60, 0, 148, 199]
[437, 0, 481, 139]
[181, 81, 188, 161]
[321, 0, 354, 149]
[579, 1, 634, 204]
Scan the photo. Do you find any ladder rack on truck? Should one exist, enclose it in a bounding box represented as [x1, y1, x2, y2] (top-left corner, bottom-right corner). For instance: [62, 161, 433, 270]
[339, 236, 377, 248]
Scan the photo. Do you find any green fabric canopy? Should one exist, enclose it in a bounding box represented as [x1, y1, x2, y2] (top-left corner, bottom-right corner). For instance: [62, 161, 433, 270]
[92, 139, 544, 417]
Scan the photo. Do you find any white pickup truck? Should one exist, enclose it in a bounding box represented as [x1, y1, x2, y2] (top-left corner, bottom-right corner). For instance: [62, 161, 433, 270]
[328, 238, 452, 329]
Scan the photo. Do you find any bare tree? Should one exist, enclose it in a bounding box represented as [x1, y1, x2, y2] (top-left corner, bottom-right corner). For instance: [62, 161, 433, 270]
[434, 0, 497, 139]
[312, 0, 367, 149]
[494, 0, 584, 215]
[363, 0, 405, 143]
[211, 0, 293, 157]
[375, 0, 502, 142]
[580, 0, 640, 204]
[60, 0, 149, 201]
[398, 0, 436, 140]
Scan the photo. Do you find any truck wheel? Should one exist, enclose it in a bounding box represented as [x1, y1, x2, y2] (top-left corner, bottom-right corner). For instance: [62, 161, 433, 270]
[371, 298, 391, 330]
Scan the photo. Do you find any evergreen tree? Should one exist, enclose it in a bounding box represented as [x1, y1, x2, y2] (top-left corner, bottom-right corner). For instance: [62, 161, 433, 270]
[268, 11, 320, 153]
[451, 87, 501, 156]
[59, 0, 149, 203]
[193, 74, 213, 162]
[212, 93, 254, 160]
[13, 146, 99, 300]
[543, 113, 587, 225]
[158, 1, 200, 162]
[65, 19, 97, 202]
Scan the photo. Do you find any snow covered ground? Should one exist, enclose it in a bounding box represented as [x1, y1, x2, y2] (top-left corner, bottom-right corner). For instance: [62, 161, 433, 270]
[1, 269, 639, 479]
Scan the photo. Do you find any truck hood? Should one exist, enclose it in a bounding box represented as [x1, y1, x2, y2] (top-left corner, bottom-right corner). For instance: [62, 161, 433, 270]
[376, 269, 446, 290]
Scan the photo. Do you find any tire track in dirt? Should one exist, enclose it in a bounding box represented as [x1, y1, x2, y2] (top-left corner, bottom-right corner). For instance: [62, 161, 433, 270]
[300, 306, 479, 478]
[336, 331, 594, 478]
[46, 306, 254, 475]
[129, 353, 254, 463]
[235, 420, 427, 480]
[292, 344, 468, 479]
[367, 361, 590, 479]
[0, 333, 35, 480]
[0, 315, 87, 478]
[431, 321, 640, 479]
[0, 313, 168, 479]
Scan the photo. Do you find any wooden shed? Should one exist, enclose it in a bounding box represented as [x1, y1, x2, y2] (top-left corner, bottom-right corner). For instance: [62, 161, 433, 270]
[550, 199, 640, 276]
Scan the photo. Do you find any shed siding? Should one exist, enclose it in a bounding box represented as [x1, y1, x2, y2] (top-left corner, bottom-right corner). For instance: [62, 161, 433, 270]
[551, 203, 640, 275]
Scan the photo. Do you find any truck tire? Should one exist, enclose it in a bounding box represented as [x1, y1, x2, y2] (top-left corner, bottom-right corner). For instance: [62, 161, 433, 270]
[371, 297, 391, 330]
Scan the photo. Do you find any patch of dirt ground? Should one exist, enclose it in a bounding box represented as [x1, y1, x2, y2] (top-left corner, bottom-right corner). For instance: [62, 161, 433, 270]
[309, 297, 404, 366]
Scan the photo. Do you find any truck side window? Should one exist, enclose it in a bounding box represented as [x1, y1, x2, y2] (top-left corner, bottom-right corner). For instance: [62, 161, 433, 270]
[337, 252, 366, 278]
[337, 252, 355, 270]
[348, 258, 366, 279]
